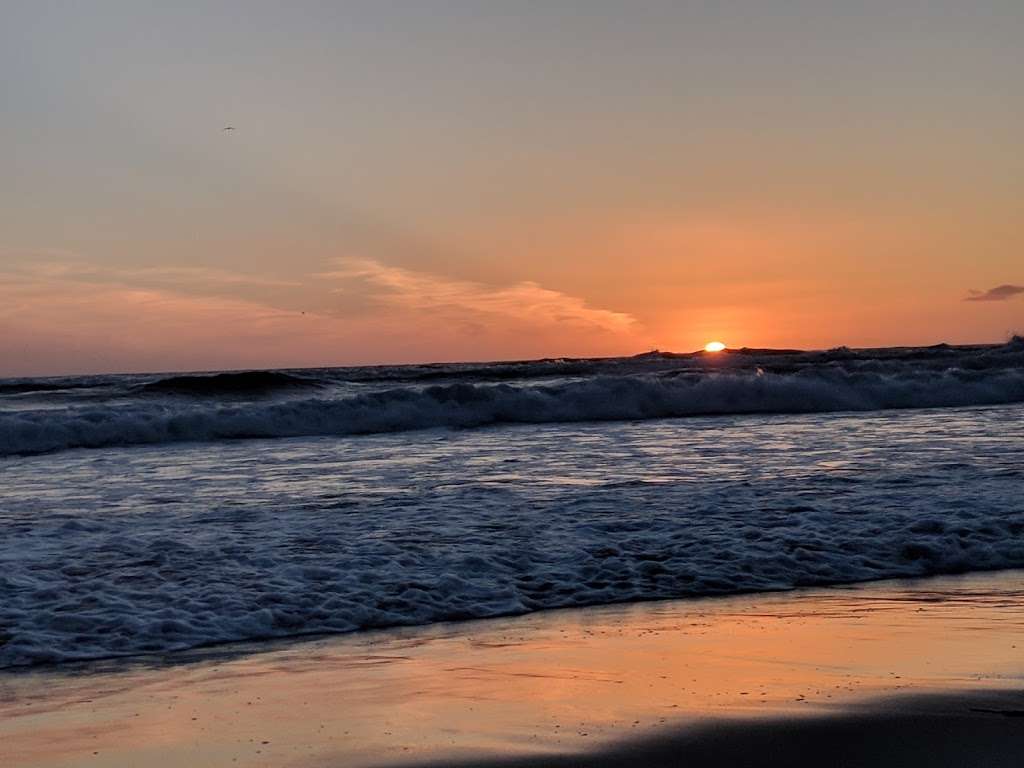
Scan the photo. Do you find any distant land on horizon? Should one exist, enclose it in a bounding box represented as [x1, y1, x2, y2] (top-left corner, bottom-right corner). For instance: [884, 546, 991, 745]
[2, 335, 1022, 382]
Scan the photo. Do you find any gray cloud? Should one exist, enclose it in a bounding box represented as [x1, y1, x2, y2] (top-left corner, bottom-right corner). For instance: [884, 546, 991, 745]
[965, 284, 1024, 302]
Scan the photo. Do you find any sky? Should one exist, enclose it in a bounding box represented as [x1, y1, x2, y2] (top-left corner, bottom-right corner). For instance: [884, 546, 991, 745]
[1, 1, 1022, 376]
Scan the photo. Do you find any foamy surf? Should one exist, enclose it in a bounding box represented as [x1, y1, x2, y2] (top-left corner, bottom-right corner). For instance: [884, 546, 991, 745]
[2, 341, 1023, 457]
[1, 400, 1022, 667]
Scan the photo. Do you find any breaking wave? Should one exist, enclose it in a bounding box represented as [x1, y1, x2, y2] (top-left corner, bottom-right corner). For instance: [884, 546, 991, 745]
[4, 365, 1024, 456]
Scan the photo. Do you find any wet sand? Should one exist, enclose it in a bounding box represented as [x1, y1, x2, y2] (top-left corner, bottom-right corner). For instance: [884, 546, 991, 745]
[399, 690, 1024, 768]
[2, 571, 1023, 767]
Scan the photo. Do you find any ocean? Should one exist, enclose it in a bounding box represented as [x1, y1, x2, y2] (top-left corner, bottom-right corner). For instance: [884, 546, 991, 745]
[2, 341, 1023, 668]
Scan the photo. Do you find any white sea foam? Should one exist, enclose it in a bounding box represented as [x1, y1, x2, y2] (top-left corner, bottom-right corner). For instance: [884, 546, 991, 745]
[1, 404, 1022, 667]
[2, 365, 1024, 457]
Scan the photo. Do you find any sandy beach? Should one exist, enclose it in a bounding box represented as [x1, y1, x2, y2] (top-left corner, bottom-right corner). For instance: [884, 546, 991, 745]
[2, 570, 1022, 767]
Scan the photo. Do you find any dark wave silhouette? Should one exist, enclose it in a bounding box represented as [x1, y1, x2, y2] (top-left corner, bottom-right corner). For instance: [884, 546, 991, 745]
[139, 370, 323, 396]
[0, 380, 108, 395]
[0, 382, 77, 395]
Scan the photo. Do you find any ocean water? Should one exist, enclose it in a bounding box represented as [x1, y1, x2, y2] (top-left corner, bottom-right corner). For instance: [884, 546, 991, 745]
[1, 342, 1023, 667]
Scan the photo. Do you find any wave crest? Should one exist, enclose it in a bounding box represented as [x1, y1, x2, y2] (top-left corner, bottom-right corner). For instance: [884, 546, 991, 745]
[3, 366, 1024, 456]
[138, 370, 322, 396]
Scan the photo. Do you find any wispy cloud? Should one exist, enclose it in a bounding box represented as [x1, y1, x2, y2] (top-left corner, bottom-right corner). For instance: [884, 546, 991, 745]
[0, 253, 642, 375]
[321, 257, 636, 333]
[965, 284, 1024, 302]
[0, 268, 320, 375]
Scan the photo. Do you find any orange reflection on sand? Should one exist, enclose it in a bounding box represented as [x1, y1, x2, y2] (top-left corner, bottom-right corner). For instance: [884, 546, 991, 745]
[1, 572, 1022, 767]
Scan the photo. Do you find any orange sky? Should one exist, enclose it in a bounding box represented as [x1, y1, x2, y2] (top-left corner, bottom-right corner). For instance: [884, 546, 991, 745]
[1, 3, 1021, 375]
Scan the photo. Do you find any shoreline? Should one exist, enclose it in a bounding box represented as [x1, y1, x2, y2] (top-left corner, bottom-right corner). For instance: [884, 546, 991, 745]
[2, 570, 1023, 767]
[5, 561, 1021, 676]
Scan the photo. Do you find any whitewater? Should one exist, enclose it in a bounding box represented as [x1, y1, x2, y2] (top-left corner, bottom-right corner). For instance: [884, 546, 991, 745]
[1, 341, 1023, 667]
[3, 341, 1024, 457]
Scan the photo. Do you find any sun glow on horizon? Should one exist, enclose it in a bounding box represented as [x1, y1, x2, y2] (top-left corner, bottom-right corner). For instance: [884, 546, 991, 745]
[704, 341, 726, 353]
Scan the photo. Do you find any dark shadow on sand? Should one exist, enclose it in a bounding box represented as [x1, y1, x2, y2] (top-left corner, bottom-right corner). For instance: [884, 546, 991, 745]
[372, 690, 1024, 768]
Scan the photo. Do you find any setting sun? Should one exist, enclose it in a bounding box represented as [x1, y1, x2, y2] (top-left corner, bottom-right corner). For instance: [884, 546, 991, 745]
[704, 341, 726, 352]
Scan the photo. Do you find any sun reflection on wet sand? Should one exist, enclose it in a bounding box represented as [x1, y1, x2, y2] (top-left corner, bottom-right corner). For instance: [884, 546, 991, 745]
[1, 572, 1022, 767]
